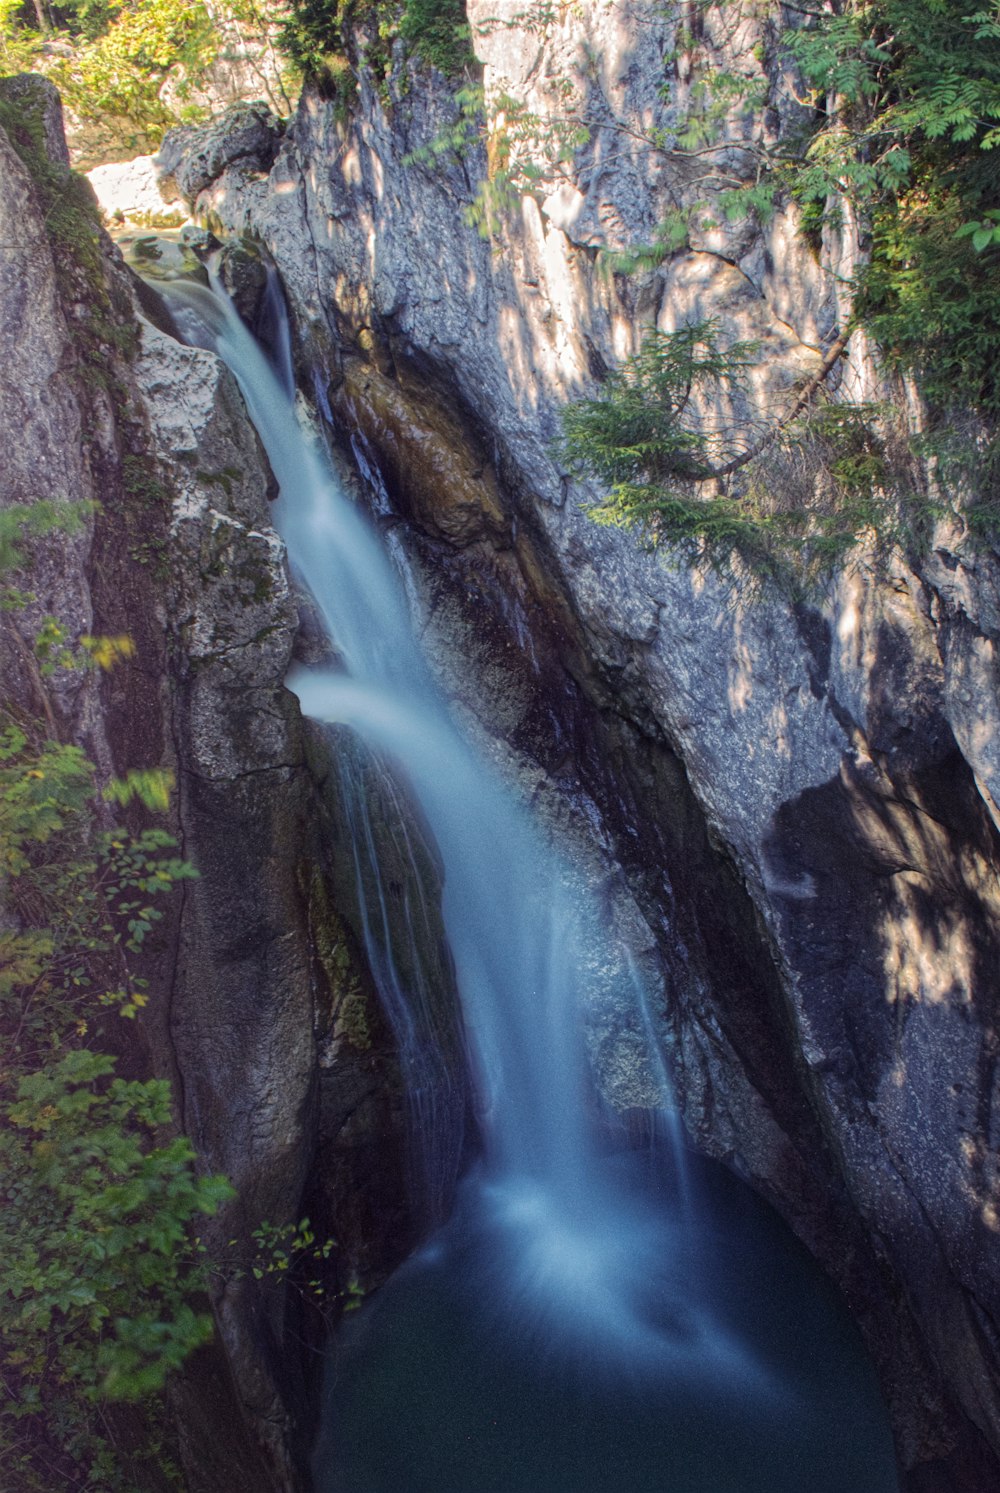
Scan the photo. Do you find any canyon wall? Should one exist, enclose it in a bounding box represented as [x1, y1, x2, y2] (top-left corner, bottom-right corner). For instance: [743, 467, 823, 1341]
[0, 77, 459, 1489]
[161, 3, 1000, 1485]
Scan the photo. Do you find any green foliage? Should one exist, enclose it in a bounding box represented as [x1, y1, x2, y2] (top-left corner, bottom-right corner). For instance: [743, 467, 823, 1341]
[205, 1215, 361, 1330]
[0, 724, 222, 1485]
[403, 76, 482, 164]
[546, 0, 1000, 442]
[955, 208, 1000, 253]
[48, 0, 217, 141]
[783, 0, 1000, 157]
[0, 501, 93, 578]
[558, 323, 932, 587]
[279, 0, 470, 95]
[859, 176, 1000, 413]
[278, 0, 392, 97]
[778, 0, 1000, 415]
[597, 210, 691, 278]
[52, 0, 119, 41]
[1, 1052, 229, 1402]
[0, 0, 41, 69]
[558, 321, 755, 497]
[0, 512, 230, 1488]
[1, 0, 295, 150]
[398, 0, 470, 75]
[242, 1217, 337, 1314]
[103, 765, 174, 811]
[277, 0, 350, 86]
[80, 632, 138, 670]
[544, 0, 1000, 569]
[0, 725, 196, 1039]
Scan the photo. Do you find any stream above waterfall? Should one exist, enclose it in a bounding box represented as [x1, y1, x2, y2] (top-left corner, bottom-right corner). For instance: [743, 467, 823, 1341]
[144, 261, 899, 1492]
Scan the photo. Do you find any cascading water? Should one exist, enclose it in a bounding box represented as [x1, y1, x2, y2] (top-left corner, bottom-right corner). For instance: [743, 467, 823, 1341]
[151, 269, 899, 1492]
[328, 736, 467, 1227]
[162, 272, 683, 1313]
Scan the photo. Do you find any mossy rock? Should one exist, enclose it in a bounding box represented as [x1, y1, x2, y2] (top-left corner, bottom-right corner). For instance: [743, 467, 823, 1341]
[123, 234, 209, 284]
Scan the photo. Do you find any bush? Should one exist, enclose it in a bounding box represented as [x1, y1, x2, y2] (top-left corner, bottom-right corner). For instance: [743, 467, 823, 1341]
[557, 321, 932, 586]
[0, 508, 232, 1488]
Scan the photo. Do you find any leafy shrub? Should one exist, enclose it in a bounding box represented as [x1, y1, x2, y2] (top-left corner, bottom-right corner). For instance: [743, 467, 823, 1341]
[558, 321, 930, 587]
[49, 0, 217, 140]
[558, 321, 756, 498]
[398, 0, 470, 75]
[0, 508, 232, 1488]
[279, 0, 471, 95]
[781, 0, 1000, 418]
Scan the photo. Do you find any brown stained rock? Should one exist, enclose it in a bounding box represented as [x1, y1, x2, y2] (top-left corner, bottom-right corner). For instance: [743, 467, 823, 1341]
[336, 356, 510, 547]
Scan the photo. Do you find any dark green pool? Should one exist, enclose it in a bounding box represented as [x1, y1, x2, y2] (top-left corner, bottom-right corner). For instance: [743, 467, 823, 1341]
[314, 1153, 899, 1493]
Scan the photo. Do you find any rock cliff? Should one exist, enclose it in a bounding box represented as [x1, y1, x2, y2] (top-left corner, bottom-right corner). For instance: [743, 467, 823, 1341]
[163, 3, 1000, 1486]
[0, 77, 453, 1490]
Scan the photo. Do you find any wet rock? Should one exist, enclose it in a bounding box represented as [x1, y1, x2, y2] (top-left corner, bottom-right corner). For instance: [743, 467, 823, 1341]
[181, 223, 222, 257]
[122, 233, 209, 284]
[219, 237, 268, 327]
[336, 356, 509, 547]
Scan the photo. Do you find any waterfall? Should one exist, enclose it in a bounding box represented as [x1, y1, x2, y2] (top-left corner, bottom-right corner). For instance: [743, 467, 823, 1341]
[327, 734, 467, 1227]
[151, 272, 899, 1493]
[157, 274, 685, 1324]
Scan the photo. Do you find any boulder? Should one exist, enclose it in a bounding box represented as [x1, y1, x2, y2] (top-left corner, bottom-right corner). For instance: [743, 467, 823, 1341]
[156, 103, 284, 207]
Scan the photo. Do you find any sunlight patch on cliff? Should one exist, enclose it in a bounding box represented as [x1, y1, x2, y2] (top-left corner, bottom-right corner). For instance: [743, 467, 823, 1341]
[727, 632, 754, 714]
[341, 145, 364, 188]
[880, 886, 974, 1008]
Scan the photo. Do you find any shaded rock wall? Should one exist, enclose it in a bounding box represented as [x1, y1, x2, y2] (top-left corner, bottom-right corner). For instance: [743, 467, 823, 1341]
[0, 79, 450, 1491]
[172, 3, 1000, 1484]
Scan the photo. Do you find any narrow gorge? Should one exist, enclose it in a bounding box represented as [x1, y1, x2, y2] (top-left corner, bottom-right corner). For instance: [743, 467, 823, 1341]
[3, 2, 1000, 1489]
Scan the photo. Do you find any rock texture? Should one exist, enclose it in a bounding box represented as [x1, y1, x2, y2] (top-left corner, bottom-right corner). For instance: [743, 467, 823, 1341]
[0, 79, 445, 1491]
[87, 153, 186, 227]
[168, 2, 1000, 1485]
[156, 102, 285, 209]
[0, 74, 113, 756]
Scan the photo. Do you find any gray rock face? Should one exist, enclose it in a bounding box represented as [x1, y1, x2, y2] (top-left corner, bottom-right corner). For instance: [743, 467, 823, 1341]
[0, 85, 432, 1492]
[156, 103, 284, 208]
[173, 5, 1000, 1485]
[0, 73, 70, 167]
[0, 77, 103, 743]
